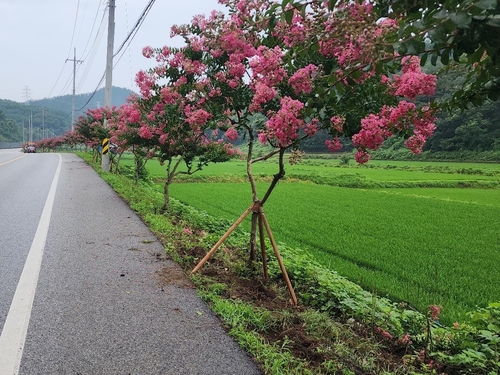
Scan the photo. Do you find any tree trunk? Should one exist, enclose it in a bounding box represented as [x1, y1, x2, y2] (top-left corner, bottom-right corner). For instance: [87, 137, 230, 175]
[162, 157, 182, 212]
[162, 180, 170, 212]
[134, 156, 140, 186]
[245, 130, 259, 261]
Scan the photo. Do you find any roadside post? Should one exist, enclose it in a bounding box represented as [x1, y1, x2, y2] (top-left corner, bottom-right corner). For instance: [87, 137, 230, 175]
[101, 137, 109, 171]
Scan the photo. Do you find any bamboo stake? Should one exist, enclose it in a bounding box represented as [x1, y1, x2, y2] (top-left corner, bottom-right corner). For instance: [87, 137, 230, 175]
[260, 212, 298, 305]
[258, 214, 268, 280]
[191, 204, 254, 274]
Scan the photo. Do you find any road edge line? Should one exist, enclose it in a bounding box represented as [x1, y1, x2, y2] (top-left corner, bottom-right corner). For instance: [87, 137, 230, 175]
[0, 154, 62, 374]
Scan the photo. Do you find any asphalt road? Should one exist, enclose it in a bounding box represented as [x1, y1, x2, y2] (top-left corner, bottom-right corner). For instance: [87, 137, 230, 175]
[0, 150, 262, 375]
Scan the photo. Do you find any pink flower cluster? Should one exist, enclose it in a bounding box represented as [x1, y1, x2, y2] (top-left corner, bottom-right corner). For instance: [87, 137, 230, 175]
[325, 138, 342, 152]
[352, 102, 436, 163]
[250, 46, 287, 87]
[261, 97, 305, 147]
[225, 127, 239, 141]
[389, 56, 437, 100]
[288, 64, 318, 95]
[250, 82, 276, 112]
[139, 125, 154, 139]
[330, 116, 345, 133]
[398, 333, 412, 346]
[184, 105, 212, 126]
[352, 113, 391, 151]
[374, 326, 394, 340]
[428, 305, 441, 321]
[135, 70, 156, 98]
[272, 11, 308, 48]
[142, 46, 154, 58]
[348, 54, 437, 163]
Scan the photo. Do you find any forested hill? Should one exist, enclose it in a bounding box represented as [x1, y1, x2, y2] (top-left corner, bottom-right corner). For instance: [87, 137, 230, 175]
[0, 86, 135, 143]
[30, 86, 135, 120]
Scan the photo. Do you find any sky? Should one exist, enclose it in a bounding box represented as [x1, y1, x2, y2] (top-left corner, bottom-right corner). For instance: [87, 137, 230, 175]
[0, 0, 226, 103]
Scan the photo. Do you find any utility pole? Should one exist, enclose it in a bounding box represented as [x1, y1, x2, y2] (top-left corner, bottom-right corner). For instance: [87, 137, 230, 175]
[66, 48, 83, 131]
[102, 0, 115, 171]
[41, 109, 45, 139]
[29, 111, 33, 143]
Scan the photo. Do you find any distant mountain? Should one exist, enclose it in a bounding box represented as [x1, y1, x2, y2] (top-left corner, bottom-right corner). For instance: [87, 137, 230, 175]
[31, 86, 135, 120]
[0, 87, 135, 142]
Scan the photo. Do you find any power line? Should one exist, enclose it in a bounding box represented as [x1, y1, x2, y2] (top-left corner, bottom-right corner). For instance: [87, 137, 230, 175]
[113, 0, 156, 58]
[80, 1, 106, 61]
[77, 9, 108, 91]
[47, 63, 70, 99]
[77, 0, 157, 112]
[47, 0, 83, 99]
[75, 71, 106, 112]
[66, 0, 81, 59]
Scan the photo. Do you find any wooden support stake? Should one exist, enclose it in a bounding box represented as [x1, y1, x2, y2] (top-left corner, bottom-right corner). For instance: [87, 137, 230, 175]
[192, 204, 254, 274]
[260, 212, 297, 305]
[258, 214, 268, 280]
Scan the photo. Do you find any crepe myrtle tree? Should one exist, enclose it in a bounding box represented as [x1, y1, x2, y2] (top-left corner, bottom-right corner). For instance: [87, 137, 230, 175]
[132, 51, 240, 211]
[108, 98, 154, 185]
[36, 135, 66, 152]
[143, 0, 436, 277]
[73, 107, 115, 163]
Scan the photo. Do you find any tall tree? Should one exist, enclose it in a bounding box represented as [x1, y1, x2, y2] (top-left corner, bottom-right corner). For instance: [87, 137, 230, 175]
[140, 0, 437, 267]
[124, 49, 239, 211]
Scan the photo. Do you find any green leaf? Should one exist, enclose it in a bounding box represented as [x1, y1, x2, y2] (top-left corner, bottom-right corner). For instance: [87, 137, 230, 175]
[328, 0, 336, 11]
[474, 0, 498, 10]
[431, 53, 438, 66]
[441, 50, 451, 65]
[420, 52, 428, 66]
[397, 42, 407, 55]
[284, 9, 294, 24]
[432, 9, 449, 20]
[404, 39, 424, 55]
[269, 14, 277, 30]
[428, 25, 448, 44]
[487, 323, 500, 332]
[450, 12, 472, 28]
[467, 47, 486, 64]
[486, 15, 500, 27]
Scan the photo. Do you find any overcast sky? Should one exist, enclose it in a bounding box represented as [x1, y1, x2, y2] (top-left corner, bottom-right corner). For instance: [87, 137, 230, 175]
[0, 0, 225, 103]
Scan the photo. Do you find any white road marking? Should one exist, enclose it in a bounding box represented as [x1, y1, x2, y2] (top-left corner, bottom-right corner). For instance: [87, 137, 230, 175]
[0, 154, 62, 374]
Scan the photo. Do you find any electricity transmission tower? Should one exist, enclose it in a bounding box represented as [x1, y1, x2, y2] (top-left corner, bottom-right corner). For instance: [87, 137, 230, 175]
[22, 86, 31, 103]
